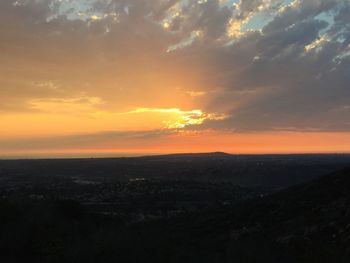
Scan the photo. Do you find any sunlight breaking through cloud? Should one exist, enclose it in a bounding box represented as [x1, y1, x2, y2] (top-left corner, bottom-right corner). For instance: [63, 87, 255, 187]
[129, 108, 227, 129]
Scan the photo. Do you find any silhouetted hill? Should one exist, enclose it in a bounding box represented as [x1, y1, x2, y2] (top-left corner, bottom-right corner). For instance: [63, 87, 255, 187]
[142, 152, 232, 159]
[126, 167, 350, 262]
[223, 167, 350, 262]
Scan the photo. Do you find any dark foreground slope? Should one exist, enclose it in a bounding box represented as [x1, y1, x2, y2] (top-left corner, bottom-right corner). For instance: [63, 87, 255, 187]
[1, 167, 350, 262]
[117, 167, 350, 263]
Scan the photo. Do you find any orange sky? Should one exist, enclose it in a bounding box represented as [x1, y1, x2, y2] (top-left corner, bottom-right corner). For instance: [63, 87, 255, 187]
[2, 130, 350, 158]
[1, 1, 350, 157]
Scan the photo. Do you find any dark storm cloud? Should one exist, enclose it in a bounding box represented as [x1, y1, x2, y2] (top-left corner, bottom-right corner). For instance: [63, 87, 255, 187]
[179, 0, 233, 39]
[235, 0, 272, 20]
[198, 0, 350, 131]
[0, 0, 349, 131]
[264, 0, 342, 33]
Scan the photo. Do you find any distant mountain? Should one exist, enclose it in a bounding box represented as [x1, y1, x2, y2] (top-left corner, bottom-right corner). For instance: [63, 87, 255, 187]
[141, 151, 232, 159]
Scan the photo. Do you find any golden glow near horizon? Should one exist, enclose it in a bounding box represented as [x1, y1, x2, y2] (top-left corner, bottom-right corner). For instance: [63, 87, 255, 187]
[2, 131, 350, 158]
[0, 101, 227, 138]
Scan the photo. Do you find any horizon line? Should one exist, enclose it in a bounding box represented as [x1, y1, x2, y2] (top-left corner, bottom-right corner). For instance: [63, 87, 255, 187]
[1, 151, 350, 161]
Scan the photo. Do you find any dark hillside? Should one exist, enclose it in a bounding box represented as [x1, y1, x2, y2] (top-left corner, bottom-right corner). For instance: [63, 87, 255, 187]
[129, 167, 350, 263]
[0, 160, 350, 262]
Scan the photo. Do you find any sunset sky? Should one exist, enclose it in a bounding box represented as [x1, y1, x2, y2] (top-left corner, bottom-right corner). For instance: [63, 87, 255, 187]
[1, 0, 350, 157]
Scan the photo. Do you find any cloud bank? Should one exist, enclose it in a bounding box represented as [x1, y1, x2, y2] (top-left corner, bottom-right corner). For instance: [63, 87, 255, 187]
[0, 0, 350, 154]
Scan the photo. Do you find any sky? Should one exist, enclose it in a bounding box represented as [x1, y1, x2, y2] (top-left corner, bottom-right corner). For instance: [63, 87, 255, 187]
[0, 0, 350, 158]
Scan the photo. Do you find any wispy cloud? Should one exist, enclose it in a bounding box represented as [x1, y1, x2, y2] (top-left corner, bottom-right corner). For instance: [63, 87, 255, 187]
[0, 0, 349, 154]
